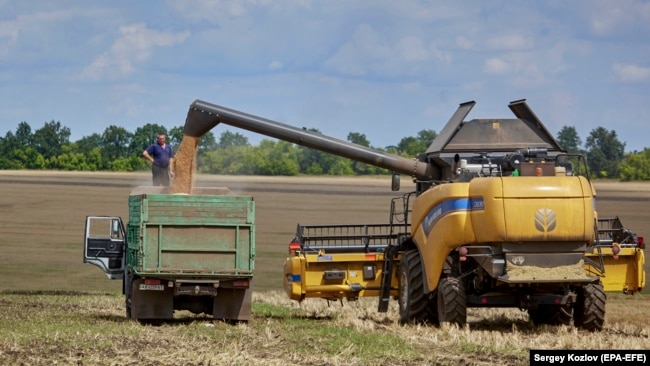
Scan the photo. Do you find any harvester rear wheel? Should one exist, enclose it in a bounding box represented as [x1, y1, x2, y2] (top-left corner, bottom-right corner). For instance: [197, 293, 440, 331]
[437, 277, 466, 326]
[398, 250, 434, 324]
[574, 282, 606, 331]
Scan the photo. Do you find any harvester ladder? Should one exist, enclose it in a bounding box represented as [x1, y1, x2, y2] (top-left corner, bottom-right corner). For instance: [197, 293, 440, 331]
[378, 192, 414, 312]
[378, 242, 400, 312]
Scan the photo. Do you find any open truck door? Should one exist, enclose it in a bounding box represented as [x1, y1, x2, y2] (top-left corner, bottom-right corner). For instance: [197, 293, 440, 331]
[84, 216, 126, 280]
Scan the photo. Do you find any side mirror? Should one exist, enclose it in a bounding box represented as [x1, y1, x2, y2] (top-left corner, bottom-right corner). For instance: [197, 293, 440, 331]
[391, 173, 400, 191]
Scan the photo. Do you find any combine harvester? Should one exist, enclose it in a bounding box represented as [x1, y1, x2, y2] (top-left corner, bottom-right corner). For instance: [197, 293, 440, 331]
[182, 99, 645, 331]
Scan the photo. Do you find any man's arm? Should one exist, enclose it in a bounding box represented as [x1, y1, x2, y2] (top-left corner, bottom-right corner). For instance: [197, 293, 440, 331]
[143, 150, 154, 163]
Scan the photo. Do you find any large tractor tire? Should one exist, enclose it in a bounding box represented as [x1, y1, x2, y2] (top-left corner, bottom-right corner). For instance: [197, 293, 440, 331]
[528, 304, 573, 326]
[398, 250, 435, 324]
[436, 277, 467, 326]
[574, 282, 606, 331]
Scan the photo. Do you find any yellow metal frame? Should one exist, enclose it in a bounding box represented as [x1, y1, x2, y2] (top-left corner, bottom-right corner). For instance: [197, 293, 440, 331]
[585, 247, 646, 293]
[283, 252, 399, 302]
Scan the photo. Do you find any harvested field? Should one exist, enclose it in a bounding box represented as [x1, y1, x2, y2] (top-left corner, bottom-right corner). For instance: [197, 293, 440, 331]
[0, 171, 648, 365]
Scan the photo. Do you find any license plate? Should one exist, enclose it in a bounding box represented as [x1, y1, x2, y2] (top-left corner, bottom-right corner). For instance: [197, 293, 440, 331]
[139, 284, 164, 291]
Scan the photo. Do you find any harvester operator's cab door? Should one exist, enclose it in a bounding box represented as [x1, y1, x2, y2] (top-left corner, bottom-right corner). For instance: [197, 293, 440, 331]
[84, 216, 126, 280]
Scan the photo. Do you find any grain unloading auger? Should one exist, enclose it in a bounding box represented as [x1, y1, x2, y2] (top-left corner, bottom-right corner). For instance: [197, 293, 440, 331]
[183, 99, 645, 330]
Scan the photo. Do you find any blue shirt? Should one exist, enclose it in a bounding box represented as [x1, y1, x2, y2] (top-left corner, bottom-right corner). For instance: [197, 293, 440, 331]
[146, 143, 174, 168]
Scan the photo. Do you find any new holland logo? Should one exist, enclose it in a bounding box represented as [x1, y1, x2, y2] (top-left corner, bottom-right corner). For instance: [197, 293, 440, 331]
[534, 208, 556, 233]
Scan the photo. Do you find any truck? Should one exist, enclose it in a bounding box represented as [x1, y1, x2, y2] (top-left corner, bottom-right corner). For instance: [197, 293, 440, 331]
[178, 98, 645, 331]
[83, 186, 255, 322]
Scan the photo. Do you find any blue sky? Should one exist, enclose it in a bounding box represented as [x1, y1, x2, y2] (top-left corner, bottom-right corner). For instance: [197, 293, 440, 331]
[1, 1, 649, 152]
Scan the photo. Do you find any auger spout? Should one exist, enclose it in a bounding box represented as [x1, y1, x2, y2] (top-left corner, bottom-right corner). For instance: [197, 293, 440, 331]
[184, 99, 435, 180]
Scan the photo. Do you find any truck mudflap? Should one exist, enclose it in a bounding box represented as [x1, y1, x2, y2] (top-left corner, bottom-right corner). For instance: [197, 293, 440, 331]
[584, 217, 646, 294]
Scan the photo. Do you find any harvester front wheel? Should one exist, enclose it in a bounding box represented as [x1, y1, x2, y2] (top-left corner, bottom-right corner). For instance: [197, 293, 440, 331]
[398, 250, 434, 324]
[437, 277, 467, 326]
[574, 282, 606, 331]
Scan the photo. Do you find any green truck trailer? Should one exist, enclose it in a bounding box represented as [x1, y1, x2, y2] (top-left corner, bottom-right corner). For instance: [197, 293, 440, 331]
[83, 187, 255, 322]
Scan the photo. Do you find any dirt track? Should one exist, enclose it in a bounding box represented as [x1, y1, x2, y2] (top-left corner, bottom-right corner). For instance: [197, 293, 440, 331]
[0, 170, 648, 293]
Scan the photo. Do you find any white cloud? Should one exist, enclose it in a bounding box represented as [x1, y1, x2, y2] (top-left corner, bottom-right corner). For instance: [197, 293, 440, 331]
[82, 23, 190, 80]
[0, 19, 18, 58]
[484, 57, 511, 75]
[268, 61, 283, 70]
[325, 24, 386, 76]
[455, 35, 474, 50]
[612, 63, 650, 83]
[588, 0, 650, 35]
[486, 34, 533, 51]
[396, 36, 428, 62]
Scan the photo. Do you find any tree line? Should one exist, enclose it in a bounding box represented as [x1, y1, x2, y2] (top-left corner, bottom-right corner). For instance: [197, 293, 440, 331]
[0, 120, 648, 180]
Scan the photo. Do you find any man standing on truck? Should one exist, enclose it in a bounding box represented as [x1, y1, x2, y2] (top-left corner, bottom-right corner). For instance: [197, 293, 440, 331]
[143, 132, 175, 186]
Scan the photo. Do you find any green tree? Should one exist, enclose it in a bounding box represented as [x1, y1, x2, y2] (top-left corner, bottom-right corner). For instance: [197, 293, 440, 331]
[199, 145, 253, 174]
[76, 133, 102, 155]
[167, 126, 184, 148]
[417, 129, 438, 151]
[14, 122, 33, 146]
[619, 149, 650, 181]
[346, 132, 374, 174]
[0, 122, 35, 169]
[397, 129, 437, 157]
[12, 146, 46, 169]
[253, 140, 299, 175]
[218, 131, 249, 148]
[48, 143, 95, 171]
[585, 127, 625, 178]
[328, 158, 354, 175]
[556, 126, 582, 154]
[32, 120, 71, 158]
[347, 132, 370, 147]
[296, 128, 336, 175]
[0, 122, 32, 157]
[198, 131, 218, 152]
[100, 125, 133, 170]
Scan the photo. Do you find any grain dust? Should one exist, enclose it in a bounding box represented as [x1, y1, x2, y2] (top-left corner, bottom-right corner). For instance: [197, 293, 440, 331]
[171, 135, 200, 194]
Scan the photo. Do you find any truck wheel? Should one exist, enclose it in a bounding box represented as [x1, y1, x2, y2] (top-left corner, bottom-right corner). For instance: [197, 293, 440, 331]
[437, 277, 466, 326]
[574, 282, 606, 331]
[528, 305, 572, 326]
[398, 250, 435, 324]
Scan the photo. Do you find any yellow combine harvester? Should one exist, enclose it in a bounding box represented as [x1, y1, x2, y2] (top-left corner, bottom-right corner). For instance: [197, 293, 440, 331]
[183, 99, 645, 331]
